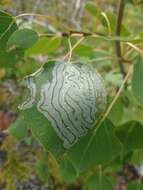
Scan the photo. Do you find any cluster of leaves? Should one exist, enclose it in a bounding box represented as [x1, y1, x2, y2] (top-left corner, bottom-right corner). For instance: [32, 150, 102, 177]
[0, 0, 143, 189]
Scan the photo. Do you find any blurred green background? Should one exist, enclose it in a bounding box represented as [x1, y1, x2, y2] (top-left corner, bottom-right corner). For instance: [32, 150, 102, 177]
[0, 0, 143, 190]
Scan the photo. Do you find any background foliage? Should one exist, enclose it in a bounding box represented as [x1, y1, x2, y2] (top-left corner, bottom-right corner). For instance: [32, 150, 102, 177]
[0, 0, 143, 189]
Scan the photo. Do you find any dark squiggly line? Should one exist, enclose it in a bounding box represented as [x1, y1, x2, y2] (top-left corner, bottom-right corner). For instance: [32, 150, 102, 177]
[39, 72, 73, 144]
[67, 82, 94, 125]
[76, 67, 93, 99]
[57, 66, 81, 135]
[66, 66, 94, 125]
[67, 73, 81, 89]
[64, 90, 86, 132]
[84, 73, 95, 121]
[54, 64, 77, 141]
[75, 93, 93, 117]
[39, 91, 71, 144]
[88, 71, 97, 119]
[51, 64, 75, 143]
[22, 77, 35, 107]
[67, 92, 93, 128]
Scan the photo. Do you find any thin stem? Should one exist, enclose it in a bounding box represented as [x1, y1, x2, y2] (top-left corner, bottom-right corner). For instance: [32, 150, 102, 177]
[115, 0, 126, 78]
[15, 12, 142, 43]
[63, 37, 85, 60]
[125, 42, 143, 56]
[98, 66, 132, 124]
[101, 12, 111, 35]
[67, 37, 72, 63]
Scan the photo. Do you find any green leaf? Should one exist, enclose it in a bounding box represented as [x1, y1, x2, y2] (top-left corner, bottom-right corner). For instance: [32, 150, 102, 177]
[7, 29, 38, 50]
[0, 10, 23, 67]
[67, 120, 122, 172]
[59, 158, 77, 183]
[99, 12, 130, 36]
[13, 61, 65, 157]
[0, 9, 18, 49]
[0, 49, 24, 67]
[85, 173, 114, 190]
[25, 112, 121, 173]
[132, 56, 143, 106]
[11, 109, 121, 174]
[26, 37, 61, 55]
[116, 121, 143, 153]
[85, 2, 98, 16]
[16, 60, 120, 174]
[11, 107, 65, 156]
[9, 114, 28, 140]
[74, 44, 93, 57]
[16, 59, 40, 77]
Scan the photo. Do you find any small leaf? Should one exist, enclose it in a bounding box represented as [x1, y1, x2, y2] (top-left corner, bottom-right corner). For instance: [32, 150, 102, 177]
[0, 10, 18, 49]
[99, 12, 130, 36]
[7, 29, 38, 49]
[132, 56, 143, 106]
[74, 44, 93, 57]
[26, 37, 61, 55]
[116, 121, 143, 153]
[0, 10, 23, 68]
[85, 2, 98, 16]
[0, 49, 23, 68]
[9, 114, 28, 140]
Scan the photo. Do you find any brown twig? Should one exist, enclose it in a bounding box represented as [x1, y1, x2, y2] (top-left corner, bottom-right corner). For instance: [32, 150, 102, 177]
[39, 30, 105, 38]
[115, 0, 126, 78]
